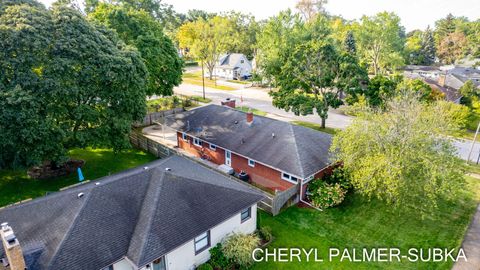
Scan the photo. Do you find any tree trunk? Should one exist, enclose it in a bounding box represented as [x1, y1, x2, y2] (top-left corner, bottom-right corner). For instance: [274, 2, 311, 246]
[201, 61, 206, 99]
[321, 117, 326, 129]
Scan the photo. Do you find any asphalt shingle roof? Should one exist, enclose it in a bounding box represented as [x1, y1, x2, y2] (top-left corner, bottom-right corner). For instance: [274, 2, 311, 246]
[0, 156, 263, 270]
[164, 105, 333, 178]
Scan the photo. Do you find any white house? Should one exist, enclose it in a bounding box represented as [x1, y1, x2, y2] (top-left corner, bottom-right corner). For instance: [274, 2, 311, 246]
[208, 53, 252, 80]
[0, 156, 264, 270]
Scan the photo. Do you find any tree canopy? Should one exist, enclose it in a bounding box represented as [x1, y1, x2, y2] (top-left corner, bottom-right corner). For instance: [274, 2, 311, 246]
[89, 3, 182, 96]
[0, 0, 148, 168]
[331, 94, 465, 212]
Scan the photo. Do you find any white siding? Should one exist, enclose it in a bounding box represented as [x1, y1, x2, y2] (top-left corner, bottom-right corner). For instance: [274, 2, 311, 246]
[164, 204, 257, 270]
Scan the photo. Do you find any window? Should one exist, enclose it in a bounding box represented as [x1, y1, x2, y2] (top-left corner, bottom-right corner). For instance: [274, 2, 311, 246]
[241, 59, 245, 64]
[281, 172, 298, 184]
[210, 143, 217, 151]
[194, 231, 210, 254]
[181, 132, 188, 141]
[306, 175, 314, 182]
[241, 207, 251, 223]
[248, 159, 255, 167]
[193, 137, 202, 147]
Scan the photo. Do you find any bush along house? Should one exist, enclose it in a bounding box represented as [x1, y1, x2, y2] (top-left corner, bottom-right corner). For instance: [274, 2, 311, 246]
[0, 156, 263, 270]
[163, 104, 335, 205]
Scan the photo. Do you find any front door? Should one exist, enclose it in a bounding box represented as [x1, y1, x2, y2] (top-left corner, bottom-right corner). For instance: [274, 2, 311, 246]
[225, 150, 232, 166]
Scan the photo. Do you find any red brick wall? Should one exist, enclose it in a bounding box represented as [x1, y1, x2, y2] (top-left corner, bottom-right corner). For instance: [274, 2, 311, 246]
[177, 132, 225, 164]
[176, 132, 294, 192]
[301, 164, 339, 199]
[230, 153, 294, 192]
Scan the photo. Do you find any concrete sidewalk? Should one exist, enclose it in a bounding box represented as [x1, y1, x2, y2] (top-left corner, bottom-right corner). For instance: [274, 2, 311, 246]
[453, 203, 480, 270]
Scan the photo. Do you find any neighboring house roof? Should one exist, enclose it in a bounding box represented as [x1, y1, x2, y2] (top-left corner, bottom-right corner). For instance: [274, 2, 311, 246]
[0, 156, 263, 270]
[447, 67, 480, 78]
[216, 53, 250, 69]
[401, 65, 441, 73]
[423, 77, 463, 102]
[164, 105, 333, 178]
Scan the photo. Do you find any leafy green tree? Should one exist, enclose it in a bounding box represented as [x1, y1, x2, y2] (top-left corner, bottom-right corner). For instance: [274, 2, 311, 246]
[396, 78, 438, 102]
[364, 75, 399, 107]
[355, 12, 406, 75]
[0, 1, 148, 168]
[420, 26, 436, 65]
[459, 80, 480, 107]
[90, 4, 183, 96]
[331, 94, 465, 212]
[185, 9, 215, 22]
[177, 16, 236, 80]
[295, 0, 328, 21]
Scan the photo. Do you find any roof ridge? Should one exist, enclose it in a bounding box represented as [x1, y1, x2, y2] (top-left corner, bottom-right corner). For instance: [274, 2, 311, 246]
[46, 190, 94, 270]
[126, 169, 166, 266]
[289, 124, 305, 178]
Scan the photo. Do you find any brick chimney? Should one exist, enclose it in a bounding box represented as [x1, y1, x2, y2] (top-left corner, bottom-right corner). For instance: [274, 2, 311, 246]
[221, 98, 236, 108]
[246, 111, 253, 124]
[0, 223, 26, 270]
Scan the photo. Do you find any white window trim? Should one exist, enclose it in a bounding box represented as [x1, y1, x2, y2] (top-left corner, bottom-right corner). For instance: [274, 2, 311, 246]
[240, 207, 251, 223]
[281, 172, 299, 184]
[181, 132, 188, 141]
[248, 159, 255, 167]
[193, 137, 202, 147]
[194, 231, 210, 254]
[209, 143, 217, 151]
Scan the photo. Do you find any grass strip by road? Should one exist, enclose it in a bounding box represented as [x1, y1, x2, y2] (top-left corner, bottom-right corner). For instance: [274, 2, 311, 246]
[0, 148, 156, 207]
[236, 106, 268, 116]
[183, 72, 237, 91]
[291, 120, 339, 135]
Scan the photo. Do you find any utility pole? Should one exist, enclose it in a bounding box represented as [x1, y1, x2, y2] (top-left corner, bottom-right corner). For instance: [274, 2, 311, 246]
[467, 121, 480, 163]
[201, 60, 206, 100]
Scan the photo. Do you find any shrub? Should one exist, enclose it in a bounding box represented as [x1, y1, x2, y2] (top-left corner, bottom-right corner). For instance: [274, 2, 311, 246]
[308, 181, 346, 209]
[197, 263, 213, 270]
[222, 233, 260, 268]
[323, 167, 352, 190]
[209, 243, 231, 269]
[258, 226, 272, 243]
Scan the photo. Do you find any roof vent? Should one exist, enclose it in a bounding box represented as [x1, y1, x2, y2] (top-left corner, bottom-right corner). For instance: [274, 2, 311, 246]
[1, 222, 8, 230]
[143, 166, 149, 170]
[241, 138, 245, 144]
[95, 182, 100, 186]
[77, 193, 84, 198]
[234, 120, 239, 124]
[272, 133, 275, 138]
[165, 168, 172, 172]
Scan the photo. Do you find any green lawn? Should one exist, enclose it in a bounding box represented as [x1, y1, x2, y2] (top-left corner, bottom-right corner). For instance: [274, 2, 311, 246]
[237, 106, 268, 116]
[182, 72, 237, 91]
[0, 148, 156, 208]
[189, 95, 212, 103]
[255, 176, 480, 270]
[291, 120, 339, 135]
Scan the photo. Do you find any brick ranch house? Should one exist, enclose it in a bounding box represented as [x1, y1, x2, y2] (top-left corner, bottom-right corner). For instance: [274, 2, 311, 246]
[0, 156, 263, 270]
[163, 104, 334, 200]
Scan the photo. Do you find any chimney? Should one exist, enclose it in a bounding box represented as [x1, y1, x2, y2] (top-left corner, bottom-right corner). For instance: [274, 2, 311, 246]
[438, 74, 446, 87]
[0, 223, 26, 270]
[246, 111, 253, 124]
[221, 98, 236, 108]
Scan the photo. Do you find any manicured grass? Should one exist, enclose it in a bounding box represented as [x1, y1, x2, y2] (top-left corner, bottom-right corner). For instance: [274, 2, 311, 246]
[291, 120, 339, 135]
[0, 148, 156, 208]
[227, 79, 250, 85]
[189, 95, 212, 103]
[182, 72, 237, 91]
[255, 175, 480, 270]
[237, 106, 268, 116]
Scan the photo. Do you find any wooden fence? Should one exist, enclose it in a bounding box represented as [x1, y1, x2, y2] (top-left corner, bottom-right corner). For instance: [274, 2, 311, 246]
[271, 184, 300, 215]
[134, 107, 185, 127]
[129, 132, 173, 158]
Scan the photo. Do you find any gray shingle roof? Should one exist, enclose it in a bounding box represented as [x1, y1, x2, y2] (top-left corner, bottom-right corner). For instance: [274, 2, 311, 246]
[164, 105, 333, 178]
[0, 156, 263, 270]
[217, 53, 248, 69]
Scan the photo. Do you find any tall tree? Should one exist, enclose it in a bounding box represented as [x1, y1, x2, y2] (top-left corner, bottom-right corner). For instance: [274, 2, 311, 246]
[344, 30, 356, 55]
[0, 1, 148, 168]
[420, 26, 436, 65]
[177, 16, 236, 80]
[355, 12, 406, 75]
[437, 32, 468, 64]
[90, 4, 183, 96]
[295, 0, 328, 21]
[331, 94, 464, 212]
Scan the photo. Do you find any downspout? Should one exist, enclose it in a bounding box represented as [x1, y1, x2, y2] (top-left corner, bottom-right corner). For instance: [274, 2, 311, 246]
[299, 180, 323, 212]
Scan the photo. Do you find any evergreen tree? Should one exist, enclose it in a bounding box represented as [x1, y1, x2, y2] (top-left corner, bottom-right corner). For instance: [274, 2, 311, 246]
[421, 26, 436, 65]
[344, 31, 356, 55]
